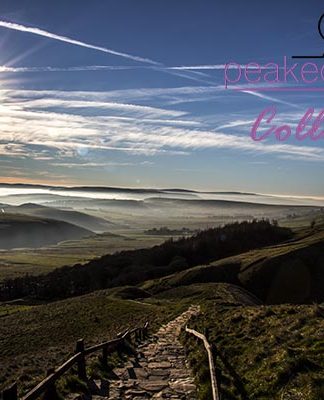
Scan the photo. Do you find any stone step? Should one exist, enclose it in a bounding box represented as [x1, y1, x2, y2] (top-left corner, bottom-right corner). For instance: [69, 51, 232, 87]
[71, 306, 200, 400]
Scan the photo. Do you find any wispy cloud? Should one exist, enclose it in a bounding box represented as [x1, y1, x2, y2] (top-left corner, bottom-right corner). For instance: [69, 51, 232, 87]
[241, 89, 299, 109]
[216, 119, 256, 130]
[8, 96, 187, 118]
[0, 89, 323, 163]
[50, 161, 153, 168]
[0, 20, 160, 65]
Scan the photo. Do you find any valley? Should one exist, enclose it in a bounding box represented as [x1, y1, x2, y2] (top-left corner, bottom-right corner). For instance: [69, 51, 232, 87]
[0, 184, 323, 399]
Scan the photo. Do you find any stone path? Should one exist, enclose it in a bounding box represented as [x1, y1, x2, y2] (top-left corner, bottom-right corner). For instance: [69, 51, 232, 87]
[106, 305, 200, 399]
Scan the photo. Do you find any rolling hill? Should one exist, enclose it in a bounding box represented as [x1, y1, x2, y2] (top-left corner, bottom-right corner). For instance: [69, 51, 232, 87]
[2, 203, 114, 232]
[142, 229, 324, 304]
[0, 214, 93, 249]
[0, 220, 293, 301]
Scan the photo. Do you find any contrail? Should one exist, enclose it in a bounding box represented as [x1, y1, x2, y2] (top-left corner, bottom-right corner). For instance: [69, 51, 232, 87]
[0, 63, 215, 85]
[168, 64, 273, 70]
[0, 65, 139, 72]
[169, 65, 227, 70]
[0, 20, 161, 65]
[0, 20, 217, 85]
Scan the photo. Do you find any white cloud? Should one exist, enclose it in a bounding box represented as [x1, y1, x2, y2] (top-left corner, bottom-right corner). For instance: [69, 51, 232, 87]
[0, 89, 323, 164]
[50, 161, 153, 168]
[7, 96, 187, 118]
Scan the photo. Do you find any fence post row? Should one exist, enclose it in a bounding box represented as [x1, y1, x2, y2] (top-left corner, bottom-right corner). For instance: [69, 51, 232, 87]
[1, 321, 149, 400]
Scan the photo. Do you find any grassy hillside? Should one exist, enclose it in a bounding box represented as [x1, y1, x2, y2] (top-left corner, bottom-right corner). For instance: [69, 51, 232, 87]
[152, 282, 260, 306]
[143, 230, 324, 304]
[183, 298, 324, 400]
[280, 209, 324, 231]
[0, 290, 187, 395]
[0, 214, 93, 249]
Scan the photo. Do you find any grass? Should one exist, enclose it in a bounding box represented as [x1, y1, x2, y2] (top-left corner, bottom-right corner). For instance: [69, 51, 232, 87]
[1, 281, 323, 399]
[0, 290, 187, 396]
[0, 304, 32, 317]
[182, 300, 324, 400]
[141, 229, 324, 304]
[280, 210, 324, 232]
[0, 231, 167, 281]
[1, 218, 323, 399]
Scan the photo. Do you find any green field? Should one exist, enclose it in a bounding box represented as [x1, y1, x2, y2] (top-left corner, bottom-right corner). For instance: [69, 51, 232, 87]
[0, 232, 167, 281]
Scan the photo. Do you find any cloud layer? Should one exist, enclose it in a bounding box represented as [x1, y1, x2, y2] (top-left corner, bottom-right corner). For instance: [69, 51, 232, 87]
[0, 88, 323, 165]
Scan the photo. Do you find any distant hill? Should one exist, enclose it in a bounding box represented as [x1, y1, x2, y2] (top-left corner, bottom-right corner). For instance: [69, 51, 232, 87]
[0, 214, 93, 249]
[143, 197, 313, 209]
[8, 203, 114, 232]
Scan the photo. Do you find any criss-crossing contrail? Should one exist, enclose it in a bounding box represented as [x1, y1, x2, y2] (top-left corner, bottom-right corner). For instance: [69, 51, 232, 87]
[0, 20, 161, 65]
[0, 20, 214, 85]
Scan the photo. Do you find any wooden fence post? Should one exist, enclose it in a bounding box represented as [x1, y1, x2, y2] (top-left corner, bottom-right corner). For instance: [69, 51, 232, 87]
[102, 344, 108, 367]
[127, 333, 133, 345]
[43, 368, 57, 400]
[211, 344, 221, 396]
[75, 339, 87, 381]
[3, 383, 17, 400]
[143, 322, 148, 338]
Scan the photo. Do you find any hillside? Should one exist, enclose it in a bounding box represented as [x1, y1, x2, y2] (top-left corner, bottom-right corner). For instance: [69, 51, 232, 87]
[182, 296, 324, 400]
[0, 214, 93, 249]
[143, 230, 324, 304]
[0, 220, 292, 300]
[0, 290, 187, 395]
[1, 282, 323, 399]
[3, 203, 114, 232]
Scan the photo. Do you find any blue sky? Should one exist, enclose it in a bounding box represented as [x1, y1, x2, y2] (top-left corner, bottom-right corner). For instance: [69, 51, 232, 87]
[0, 0, 323, 196]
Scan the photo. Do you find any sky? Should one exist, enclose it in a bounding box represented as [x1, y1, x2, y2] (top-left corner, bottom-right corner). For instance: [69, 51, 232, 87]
[0, 0, 323, 196]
